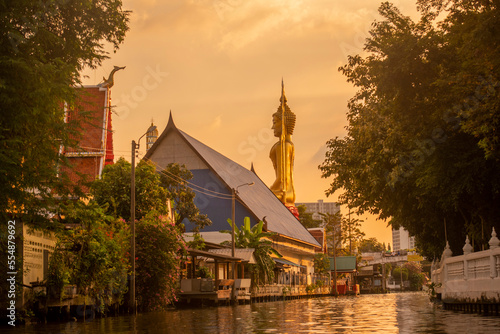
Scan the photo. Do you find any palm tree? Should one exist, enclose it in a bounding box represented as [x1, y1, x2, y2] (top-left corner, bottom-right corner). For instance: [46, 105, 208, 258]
[221, 217, 282, 284]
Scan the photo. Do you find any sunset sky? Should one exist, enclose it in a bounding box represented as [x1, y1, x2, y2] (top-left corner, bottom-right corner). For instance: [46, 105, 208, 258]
[82, 0, 421, 246]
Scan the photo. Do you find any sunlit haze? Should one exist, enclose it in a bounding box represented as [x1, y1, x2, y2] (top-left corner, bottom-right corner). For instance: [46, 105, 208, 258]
[82, 0, 421, 246]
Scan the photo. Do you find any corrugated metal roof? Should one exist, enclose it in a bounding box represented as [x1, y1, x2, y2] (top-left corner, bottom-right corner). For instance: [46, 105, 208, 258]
[273, 258, 305, 268]
[178, 130, 319, 247]
[329, 256, 357, 272]
[209, 248, 256, 264]
[184, 232, 231, 245]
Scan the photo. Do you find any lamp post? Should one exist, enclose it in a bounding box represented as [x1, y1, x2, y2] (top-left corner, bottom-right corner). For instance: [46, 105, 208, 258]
[231, 182, 254, 304]
[130, 132, 147, 313]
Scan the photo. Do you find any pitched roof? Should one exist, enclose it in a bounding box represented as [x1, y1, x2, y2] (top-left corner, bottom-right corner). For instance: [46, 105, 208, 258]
[144, 113, 319, 247]
[208, 248, 256, 264]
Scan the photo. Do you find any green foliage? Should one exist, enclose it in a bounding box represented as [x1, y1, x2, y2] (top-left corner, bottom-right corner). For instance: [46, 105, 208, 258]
[297, 205, 322, 228]
[135, 211, 187, 311]
[314, 253, 330, 274]
[320, 212, 342, 256]
[359, 237, 385, 253]
[321, 212, 365, 256]
[47, 201, 129, 312]
[306, 283, 318, 294]
[341, 214, 365, 255]
[92, 158, 170, 221]
[404, 261, 425, 290]
[196, 266, 214, 279]
[0, 0, 129, 224]
[187, 232, 206, 250]
[320, 1, 500, 259]
[392, 267, 409, 283]
[159, 163, 211, 231]
[427, 282, 441, 299]
[222, 217, 281, 284]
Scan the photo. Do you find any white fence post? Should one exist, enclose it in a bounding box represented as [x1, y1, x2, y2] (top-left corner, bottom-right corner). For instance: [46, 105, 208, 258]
[489, 228, 499, 278]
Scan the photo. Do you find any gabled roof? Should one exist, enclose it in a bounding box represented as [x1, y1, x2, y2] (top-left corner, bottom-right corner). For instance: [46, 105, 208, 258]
[144, 113, 319, 247]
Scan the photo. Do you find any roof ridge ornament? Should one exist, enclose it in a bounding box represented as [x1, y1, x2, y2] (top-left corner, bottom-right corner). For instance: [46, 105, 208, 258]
[99, 66, 125, 88]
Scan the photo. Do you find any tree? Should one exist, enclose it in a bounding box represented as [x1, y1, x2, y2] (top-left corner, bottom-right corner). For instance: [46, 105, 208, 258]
[359, 237, 385, 253]
[404, 261, 425, 291]
[0, 0, 130, 224]
[297, 205, 322, 228]
[47, 201, 129, 314]
[221, 217, 282, 284]
[313, 253, 330, 274]
[159, 163, 211, 231]
[135, 211, 186, 311]
[319, 1, 500, 259]
[392, 266, 409, 284]
[342, 213, 365, 255]
[320, 212, 343, 256]
[92, 158, 169, 221]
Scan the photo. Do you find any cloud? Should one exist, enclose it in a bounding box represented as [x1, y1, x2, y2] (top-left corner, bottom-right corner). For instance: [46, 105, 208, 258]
[210, 114, 223, 129]
[310, 144, 327, 165]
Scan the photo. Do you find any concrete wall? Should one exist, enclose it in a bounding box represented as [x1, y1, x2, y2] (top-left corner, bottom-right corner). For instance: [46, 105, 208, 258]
[432, 229, 500, 303]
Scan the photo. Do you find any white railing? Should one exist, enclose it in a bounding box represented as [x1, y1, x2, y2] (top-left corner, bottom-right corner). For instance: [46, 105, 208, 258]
[431, 228, 500, 302]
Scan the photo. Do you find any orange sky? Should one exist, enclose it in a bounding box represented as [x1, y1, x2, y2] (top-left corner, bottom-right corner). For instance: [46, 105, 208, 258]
[82, 0, 420, 246]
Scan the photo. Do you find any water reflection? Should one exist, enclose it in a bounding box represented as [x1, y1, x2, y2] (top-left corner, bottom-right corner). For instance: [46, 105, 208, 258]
[7, 292, 500, 333]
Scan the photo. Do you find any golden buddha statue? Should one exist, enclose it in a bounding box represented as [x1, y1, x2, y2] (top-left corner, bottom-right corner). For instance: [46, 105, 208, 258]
[270, 81, 296, 207]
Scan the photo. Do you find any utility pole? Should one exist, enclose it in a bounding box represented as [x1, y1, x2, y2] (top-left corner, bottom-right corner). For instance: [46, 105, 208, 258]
[130, 131, 147, 313]
[130, 139, 137, 312]
[333, 223, 338, 297]
[231, 187, 236, 304]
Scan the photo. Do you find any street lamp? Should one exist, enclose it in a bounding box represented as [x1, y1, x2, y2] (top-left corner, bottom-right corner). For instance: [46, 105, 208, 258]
[130, 132, 148, 312]
[231, 182, 254, 303]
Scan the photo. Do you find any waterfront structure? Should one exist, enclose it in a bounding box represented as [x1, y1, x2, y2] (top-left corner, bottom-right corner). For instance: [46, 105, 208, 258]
[431, 228, 500, 314]
[329, 256, 358, 294]
[269, 81, 298, 218]
[392, 226, 415, 251]
[143, 113, 320, 283]
[295, 199, 340, 221]
[20, 68, 122, 307]
[20, 223, 57, 306]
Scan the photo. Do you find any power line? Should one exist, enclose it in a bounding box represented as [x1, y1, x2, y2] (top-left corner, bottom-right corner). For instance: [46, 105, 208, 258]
[142, 157, 233, 200]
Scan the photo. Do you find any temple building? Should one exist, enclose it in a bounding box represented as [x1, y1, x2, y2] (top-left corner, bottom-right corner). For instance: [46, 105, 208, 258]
[21, 67, 123, 305]
[61, 66, 125, 190]
[144, 103, 320, 280]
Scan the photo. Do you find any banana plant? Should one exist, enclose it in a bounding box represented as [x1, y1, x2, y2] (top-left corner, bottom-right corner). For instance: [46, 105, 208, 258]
[221, 217, 282, 283]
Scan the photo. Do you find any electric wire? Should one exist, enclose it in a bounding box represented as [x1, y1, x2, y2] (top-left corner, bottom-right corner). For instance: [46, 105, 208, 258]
[142, 157, 234, 199]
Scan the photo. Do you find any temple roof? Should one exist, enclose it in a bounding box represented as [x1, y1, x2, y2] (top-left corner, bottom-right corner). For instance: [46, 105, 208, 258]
[144, 113, 319, 247]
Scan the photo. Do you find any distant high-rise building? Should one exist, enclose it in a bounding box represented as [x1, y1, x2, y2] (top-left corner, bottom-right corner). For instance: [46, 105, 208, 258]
[295, 199, 340, 221]
[392, 227, 415, 251]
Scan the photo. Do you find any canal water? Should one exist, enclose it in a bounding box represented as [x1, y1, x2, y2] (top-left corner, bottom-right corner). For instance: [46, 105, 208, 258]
[7, 292, 500, 333]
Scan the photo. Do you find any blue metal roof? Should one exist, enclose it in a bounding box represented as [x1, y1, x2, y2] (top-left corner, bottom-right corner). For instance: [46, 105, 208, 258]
[144, 113, 319, 247]
[179, 130, 319, 247]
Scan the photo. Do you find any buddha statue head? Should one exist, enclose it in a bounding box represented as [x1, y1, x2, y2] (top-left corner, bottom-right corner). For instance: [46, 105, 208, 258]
[272, 94, 296, 138]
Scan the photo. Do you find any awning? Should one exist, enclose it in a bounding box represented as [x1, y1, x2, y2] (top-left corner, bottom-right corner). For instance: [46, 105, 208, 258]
[207, 248, 256, 264]
[329, 256, 357, 273]
[187, 248, 242, 262]
[273, 258, 305, 268]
